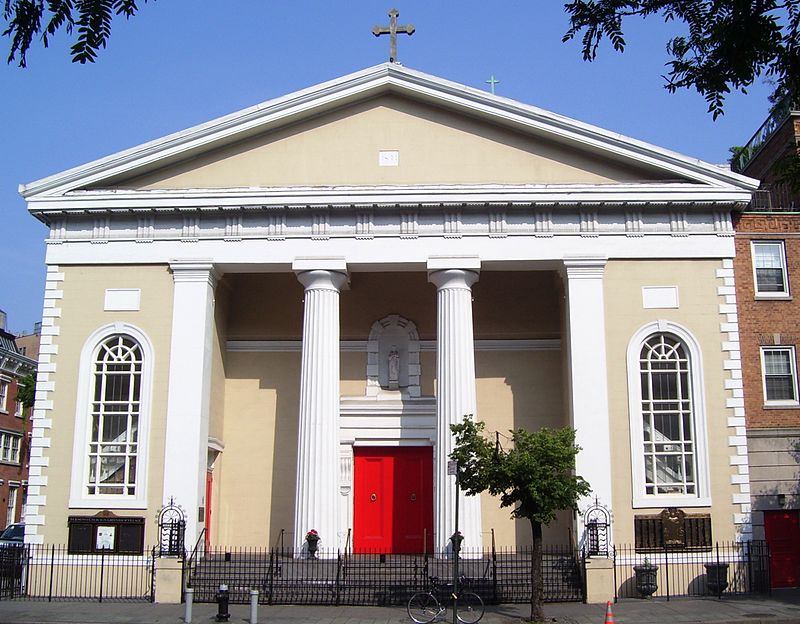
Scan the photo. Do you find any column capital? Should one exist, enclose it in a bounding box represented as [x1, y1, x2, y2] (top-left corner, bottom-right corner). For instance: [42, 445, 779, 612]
[296, 269, 349, 292]
[563, 256, 607, 279]
[428, 268, 479, 291]
[169, 260, 219, 286]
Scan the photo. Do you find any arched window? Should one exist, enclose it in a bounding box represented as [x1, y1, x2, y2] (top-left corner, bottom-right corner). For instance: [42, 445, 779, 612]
[627, 323, 710, 507]
[639, 334, 695, 496]
[70, 324, 153, 508]
[87, 335, 142, 497]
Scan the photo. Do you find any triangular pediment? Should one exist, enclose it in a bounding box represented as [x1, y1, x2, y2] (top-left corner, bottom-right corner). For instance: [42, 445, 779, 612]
[21, 63, 757, 200]
[104, 94, 674, 190]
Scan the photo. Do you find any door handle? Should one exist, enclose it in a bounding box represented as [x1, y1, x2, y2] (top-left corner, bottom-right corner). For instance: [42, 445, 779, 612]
[410, 493, 417, 502]
[370, 493, 377, 502]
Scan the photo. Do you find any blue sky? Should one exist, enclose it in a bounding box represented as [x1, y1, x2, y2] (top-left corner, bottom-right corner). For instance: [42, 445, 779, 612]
[0, 0, 773, 335]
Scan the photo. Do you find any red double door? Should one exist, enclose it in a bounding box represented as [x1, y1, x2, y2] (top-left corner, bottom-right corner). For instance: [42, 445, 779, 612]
[353, 446, 433, 554]
[765, 510, 800, 587]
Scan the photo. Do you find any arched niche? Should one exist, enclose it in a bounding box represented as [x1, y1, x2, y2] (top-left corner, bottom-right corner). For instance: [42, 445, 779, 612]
[366, 314, 421, 397]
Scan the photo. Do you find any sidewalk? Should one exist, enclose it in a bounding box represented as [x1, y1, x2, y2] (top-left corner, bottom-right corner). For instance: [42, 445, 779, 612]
[2, 593, 800, 624]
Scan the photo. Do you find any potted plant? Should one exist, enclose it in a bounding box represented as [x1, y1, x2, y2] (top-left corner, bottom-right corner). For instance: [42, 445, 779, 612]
[704, 562, 730, 595]
[305, 529, 320, 559]
[633, 557, 659, 598]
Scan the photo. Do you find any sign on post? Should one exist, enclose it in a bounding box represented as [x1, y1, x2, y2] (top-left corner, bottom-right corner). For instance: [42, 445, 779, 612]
[447, 460, 458, 476]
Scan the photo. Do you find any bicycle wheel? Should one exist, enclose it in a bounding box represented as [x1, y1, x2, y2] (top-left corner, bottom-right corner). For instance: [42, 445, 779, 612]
[408, 591, 440, 624]
[455, 591, 485, 624]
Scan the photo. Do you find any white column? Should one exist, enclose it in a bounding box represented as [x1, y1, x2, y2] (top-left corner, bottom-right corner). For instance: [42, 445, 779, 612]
[428, 259, 482, 553]
[563, 257, 613, 545]
[292, 261, 348, 552]
[163, 261, 218, 550]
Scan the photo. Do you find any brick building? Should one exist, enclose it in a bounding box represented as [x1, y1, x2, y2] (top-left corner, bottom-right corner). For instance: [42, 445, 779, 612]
[733, 106, 800, 587]
[0, 310, 36, 528]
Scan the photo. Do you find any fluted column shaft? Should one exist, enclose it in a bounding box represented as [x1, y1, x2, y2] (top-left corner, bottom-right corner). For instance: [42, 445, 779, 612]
[293, 269, 348, 552]
[429, 268, 482, 552]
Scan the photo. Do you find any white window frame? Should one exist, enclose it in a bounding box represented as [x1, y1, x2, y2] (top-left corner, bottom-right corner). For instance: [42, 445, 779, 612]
[752, 240, 790, 298]
[0, 378, 8, 413]
[69, 323, 153, 509]
[760, 346, 800, 407]
[6, 485, 18, 526]
[0, 431, 21, 464]
[627, 321, 711, 508]
[14, 399, 23, 418]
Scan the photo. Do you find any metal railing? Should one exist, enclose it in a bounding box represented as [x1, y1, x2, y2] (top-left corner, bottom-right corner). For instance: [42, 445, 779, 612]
[186, 545, 585, 605]
[0, 545, 155, 602]
[613, 541, 770, 600]
[732, 98, 797, 173]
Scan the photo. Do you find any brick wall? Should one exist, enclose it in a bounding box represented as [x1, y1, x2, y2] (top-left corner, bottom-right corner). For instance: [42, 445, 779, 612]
[735, 213, 800, 428]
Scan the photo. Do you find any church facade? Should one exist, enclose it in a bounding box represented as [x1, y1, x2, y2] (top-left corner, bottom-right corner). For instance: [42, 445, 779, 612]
[21, 64, 757, 555]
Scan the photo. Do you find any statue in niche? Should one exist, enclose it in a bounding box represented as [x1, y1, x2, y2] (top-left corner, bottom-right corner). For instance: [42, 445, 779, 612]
[388, 346, 400, 390]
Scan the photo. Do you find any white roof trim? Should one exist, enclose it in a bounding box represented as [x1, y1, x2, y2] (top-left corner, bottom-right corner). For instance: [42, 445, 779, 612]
[20, 63, 759, 199]
[25, 182, 752, 217]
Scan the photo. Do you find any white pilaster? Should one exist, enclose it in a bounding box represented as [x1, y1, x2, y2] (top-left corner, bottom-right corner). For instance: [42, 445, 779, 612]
[293, 262, 348, 552]
[428, 258, 482, 552]
[163, 261, 218, 550]
[563, 257, 613, 545]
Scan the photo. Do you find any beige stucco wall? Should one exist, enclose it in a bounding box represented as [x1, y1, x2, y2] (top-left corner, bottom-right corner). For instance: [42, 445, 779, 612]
[604, 259, 738, 544]
[104, 96, 672, 190]
[217, 352, 300, 546]
[476, 350, 569, 547]
[39, 264, 174, 544]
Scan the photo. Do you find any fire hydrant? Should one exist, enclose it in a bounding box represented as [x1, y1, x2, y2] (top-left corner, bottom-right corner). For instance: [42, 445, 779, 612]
[216, 584, 230, 622]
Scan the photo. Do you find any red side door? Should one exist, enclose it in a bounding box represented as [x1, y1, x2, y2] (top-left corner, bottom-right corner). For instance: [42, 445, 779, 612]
[204, 470, 213, 550]
[764, 510, 800, 587]
[353, 447, 433, 554]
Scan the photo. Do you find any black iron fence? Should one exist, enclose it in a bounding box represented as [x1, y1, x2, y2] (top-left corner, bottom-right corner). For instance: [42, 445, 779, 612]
[613, 541, 770, 600]
[0, 545, 155, 602]
[186, 546, 585, 605]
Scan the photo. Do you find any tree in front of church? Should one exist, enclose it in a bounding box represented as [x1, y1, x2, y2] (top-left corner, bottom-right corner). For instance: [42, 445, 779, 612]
[450, 418, 590, 623]
[563, 0, 800, 119]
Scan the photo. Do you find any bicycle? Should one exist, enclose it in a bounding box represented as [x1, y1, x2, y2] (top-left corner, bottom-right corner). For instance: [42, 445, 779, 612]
[407, 576, 485, 624]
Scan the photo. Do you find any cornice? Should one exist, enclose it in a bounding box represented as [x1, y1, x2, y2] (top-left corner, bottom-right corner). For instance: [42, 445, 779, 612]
[27, 183, 752, 222]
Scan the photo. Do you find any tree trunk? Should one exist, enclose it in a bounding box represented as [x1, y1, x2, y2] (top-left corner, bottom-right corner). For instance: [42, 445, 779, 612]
[529, 520, 544, 622]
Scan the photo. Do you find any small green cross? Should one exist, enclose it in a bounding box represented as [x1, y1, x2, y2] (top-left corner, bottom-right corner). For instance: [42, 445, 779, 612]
[486, 75, 500, 95]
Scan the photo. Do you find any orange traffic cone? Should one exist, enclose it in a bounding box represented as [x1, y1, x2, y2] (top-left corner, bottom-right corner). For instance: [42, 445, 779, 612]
[604, 600, 616, 624]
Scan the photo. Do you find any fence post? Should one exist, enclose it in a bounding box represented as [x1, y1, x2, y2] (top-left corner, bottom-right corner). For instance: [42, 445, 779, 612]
[268, 549, 275, 606]
[491, 529, 497, 604]
[99, 550, 105, 603]
[48, 544, 55, 602]
[151, 546, 156, 603]
[612, 545, 617, 603]
[335, 550, 342, 606]
[663, 545, 670, 601]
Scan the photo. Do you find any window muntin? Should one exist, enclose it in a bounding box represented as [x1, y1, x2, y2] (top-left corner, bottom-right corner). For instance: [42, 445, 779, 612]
[761, 346, 799, 405]
[752, 241, 789, 296]
[86, 335, 142, 497]
[639, 334, 697, 497]
[0, 432, 21, 464]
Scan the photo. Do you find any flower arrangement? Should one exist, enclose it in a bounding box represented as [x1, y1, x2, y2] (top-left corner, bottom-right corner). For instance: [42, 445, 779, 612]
[305, 529, 320, 542]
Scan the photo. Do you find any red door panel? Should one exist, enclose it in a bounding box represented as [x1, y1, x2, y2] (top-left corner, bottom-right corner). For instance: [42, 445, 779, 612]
[353, 447, 433, 554]
[765, 510, 800, 588]
[354, 455, 392, 551]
